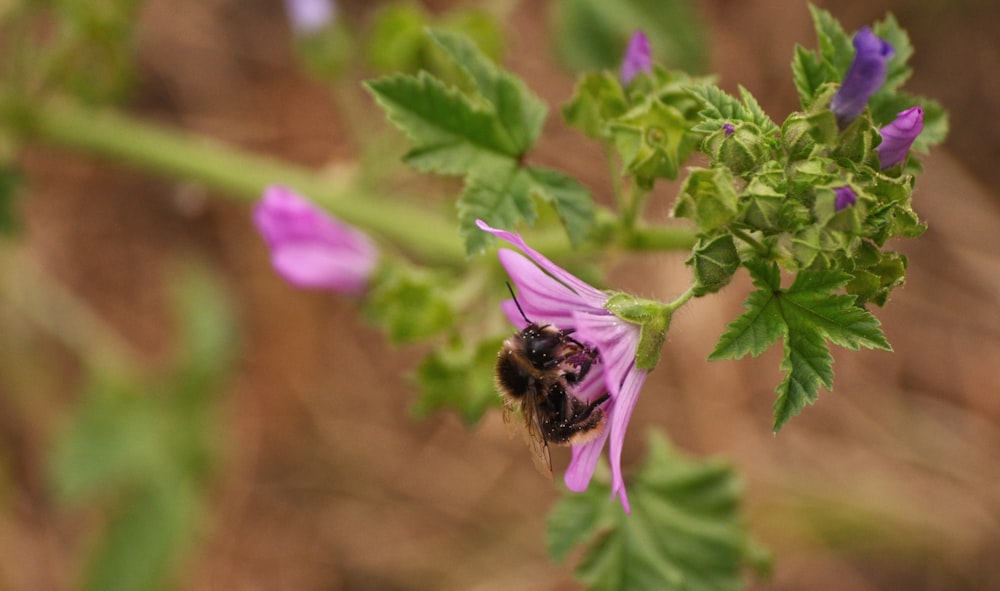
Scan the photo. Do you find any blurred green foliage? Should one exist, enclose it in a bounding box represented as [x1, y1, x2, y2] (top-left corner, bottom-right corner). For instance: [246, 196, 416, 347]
[548, 431, 769, 590]
[49, 265, 237, 591]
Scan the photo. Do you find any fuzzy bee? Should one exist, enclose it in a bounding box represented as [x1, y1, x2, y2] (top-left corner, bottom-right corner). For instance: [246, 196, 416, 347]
[495, 286, 609, 476]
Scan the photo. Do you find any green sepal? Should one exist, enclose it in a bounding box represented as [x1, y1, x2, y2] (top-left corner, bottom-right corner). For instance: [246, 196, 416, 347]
[702, 123, 770, 176]
[604, 293, 672, 370]
[687, 234, 740, 296]
[611, 98, 693, 187]
[844, 246, 907, 307]
[671, 166, 739, 234]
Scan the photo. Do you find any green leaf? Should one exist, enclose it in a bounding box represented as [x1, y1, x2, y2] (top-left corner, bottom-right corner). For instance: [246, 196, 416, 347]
[872, 13, 913, 95]
[688, 84, 778, 135]
[809, 4, 853, 78]
[365, 4, 504, 76]
[525, 167, 596, 248]
[411, 336, 504, 424]
[548, 430, 766, 591]
[457, 164, 536, 254]
[562, 71, 630, 139]
[81, 486, 200, 591]
[428, 29, 547, 153]
[709, 262, 890, 430]
[364, 262, 456, 343]
[0, 164, 22, 236]
[365, 72, 518, 176]
[553, 0, 709, 75]
[791, 44, 826, 108]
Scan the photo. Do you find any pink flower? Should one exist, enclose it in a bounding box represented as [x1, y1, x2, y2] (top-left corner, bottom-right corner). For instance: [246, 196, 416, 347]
[253, 185, 377, 293]
[620, 30, 652, 85]
[477, 220, 649, 512]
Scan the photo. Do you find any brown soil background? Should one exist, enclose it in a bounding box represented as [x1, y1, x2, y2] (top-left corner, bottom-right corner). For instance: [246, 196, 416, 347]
[4, 0, 1000, 589]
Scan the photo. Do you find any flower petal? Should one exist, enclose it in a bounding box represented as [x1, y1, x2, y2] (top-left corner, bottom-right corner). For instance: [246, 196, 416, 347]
[620, 30, 652, 84]
[254, 185, 378, 292]
[478, 220, 608, 308]
[564, 427, 611, 493]
[606, 366, 646, 513]
[573, 309, 642, 396]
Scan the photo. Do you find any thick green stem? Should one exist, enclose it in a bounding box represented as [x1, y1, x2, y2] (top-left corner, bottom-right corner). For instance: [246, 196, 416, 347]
[6, 97, 466, 266]
[3, 96, 696, 264]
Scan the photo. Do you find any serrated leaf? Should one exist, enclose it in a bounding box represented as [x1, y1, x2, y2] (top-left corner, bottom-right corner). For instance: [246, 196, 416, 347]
[687, 85, 777, 134]
[791, 44, 826, 108]
[708, 262, 890, 430]
[457, 165, 536, 254]
[525, 167, 596, 248]
[365, 72, 518, 176]
[548, 430, 765, 591]
[872, 13, 913, 94]
[411, 336, 505, 424]
[809, 4, 853, 78]
[428, 29, 547, 153]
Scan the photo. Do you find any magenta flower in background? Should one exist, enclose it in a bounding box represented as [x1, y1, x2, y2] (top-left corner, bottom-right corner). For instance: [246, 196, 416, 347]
[620, 30, 652, 85]
[829, 27, 894, 127]
[253, 185, 377, 293]
[834, 185, 858, 211]
[283, 0, 337, 36]
[877, 106, 923, 169]
[476, 220, 647, 513]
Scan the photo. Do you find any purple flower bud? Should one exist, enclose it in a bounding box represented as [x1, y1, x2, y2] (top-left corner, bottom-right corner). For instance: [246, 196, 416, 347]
[722, 123, 735, 137]
[620, 30, 652, 84]
[877, 106, 923, 169]
[834, 186, 858, 211]
[283, 0, 337, 36]
[253, 185, 377, 293]
[829, 27, 894, 127]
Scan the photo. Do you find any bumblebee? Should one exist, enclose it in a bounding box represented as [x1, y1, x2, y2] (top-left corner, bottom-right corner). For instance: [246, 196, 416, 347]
[495, 287, 609, 476]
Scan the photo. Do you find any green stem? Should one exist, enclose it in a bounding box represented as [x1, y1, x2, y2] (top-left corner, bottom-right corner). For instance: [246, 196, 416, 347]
[5, 97, 466, 266]
[621, 224, 697, 251]
[665, 284, 697, 312]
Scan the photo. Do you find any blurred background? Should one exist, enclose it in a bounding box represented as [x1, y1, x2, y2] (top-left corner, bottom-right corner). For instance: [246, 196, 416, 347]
[1, 0, 998, 589]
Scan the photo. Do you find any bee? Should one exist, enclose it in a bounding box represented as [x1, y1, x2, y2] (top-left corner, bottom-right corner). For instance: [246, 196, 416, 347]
[495, 284, 610, 476]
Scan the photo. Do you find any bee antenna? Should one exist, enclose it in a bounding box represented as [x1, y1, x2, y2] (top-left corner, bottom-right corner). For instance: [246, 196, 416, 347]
[506, 281, 531, 324]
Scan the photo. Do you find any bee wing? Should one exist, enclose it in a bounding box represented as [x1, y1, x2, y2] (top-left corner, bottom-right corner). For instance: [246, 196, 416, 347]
[522, 380, 554, 479]
[501, 381, 553, 479]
